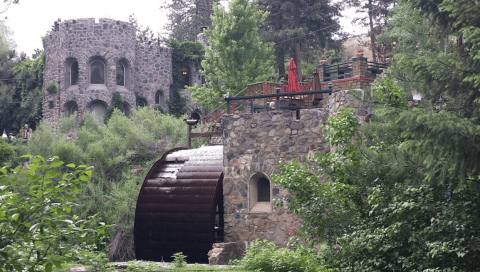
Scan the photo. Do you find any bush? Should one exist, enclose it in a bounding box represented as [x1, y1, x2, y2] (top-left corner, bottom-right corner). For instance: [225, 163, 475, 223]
[238, 239, 329, 272]
[16, 107, 190, 261]
[0, 138, 14, 166]
[0, 155, 108, 272]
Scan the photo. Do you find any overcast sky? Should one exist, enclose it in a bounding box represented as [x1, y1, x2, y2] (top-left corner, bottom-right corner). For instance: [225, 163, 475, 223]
[2, 0, 366, 57]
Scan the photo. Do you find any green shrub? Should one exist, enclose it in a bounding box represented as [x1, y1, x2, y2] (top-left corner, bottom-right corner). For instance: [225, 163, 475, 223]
[26, 121, 56, 159]
[45, 82, 59, 94]
[172, 252, 187, 268]
[0, 155, 108, 272]
[16, 107, 190, 262]
[238, 239, 327, 272]
[0, 138, 14, 166]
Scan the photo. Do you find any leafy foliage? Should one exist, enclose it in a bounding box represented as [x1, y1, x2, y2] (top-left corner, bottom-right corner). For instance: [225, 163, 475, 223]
[0, 155, 108, 272]
[258, 0, 341, 76]
[20, 107, 188, 261]
[162, 0, 217, 42]
[167, 40, 205, 116]
[347, 0, 397, 62]
[187, 0, 274, 111]
[273, 73, 480, 270]
[172, 252, 187, 268]
[237, 239, 332, 272]
[0, 50, 44, 136]
[0, 137, 14, 166]
[105, 92, 127, 124]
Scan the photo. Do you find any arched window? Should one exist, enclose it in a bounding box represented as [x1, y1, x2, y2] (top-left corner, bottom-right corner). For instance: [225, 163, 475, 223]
[137, 97, 147, 107]
[116, 62, 125, 86]
[257, 178, 270, 202]
[65, 58, 78, 88]
[71, 61, 78, 85]
[88, 100, 107, 122]
[64, 101, 78, 117]
[155, 90, 165, 105]
[90, 60, 105, 84]
[249, 173, 271, 213]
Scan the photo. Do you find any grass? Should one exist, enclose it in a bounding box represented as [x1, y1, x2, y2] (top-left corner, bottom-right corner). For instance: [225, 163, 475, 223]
[54, 261, 253, 272]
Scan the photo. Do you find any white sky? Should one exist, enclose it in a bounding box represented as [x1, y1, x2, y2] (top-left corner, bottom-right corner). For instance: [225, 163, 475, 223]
[2, 0, 365, 57]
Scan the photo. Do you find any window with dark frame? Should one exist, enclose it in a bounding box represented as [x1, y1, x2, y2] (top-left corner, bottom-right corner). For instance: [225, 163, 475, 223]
[71, 61, 78, 85]
[257, 178, 270, 202]
[90, 60, 105, 84]
[116, 62, 125, 86]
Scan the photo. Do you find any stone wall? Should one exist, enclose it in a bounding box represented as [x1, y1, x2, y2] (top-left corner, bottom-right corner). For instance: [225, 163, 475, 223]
[221, 109, 330, 258]
[43, 18, 172, 124]
[219, 90, 369, 261]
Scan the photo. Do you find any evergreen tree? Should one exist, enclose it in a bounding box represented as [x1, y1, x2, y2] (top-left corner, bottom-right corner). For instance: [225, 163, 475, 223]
[0, 52, 44, 135]
[272, 0, 480, 269]
[380, 0, 480, 119]
[348, 0, 397, 62]
[187, 0, 274, 111]
[258, 0, 341, 78]
[162, 0, 218, 42]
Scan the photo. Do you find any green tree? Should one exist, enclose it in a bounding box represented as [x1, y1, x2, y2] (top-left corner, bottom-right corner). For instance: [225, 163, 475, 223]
[347, 0, 397, 62]
[187, 0, 274, 111]
[0, 51, 44, 135]
[0, 155, 108, 272]
[258, 0, 341, 78]
[379, 0, 480, 119]
[162, 0, 217, 42]
[273, 72, 480, 270]
[167, 40, 205, 116]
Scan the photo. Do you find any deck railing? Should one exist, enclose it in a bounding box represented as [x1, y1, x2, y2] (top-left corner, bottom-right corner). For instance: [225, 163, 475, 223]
[367, 61, 390, 79]
[323, 61, 354, 81]
[247, 81, 311, 98]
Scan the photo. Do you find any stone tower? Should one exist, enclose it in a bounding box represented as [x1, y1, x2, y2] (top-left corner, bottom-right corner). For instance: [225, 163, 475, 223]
[43, 18, 172, 124]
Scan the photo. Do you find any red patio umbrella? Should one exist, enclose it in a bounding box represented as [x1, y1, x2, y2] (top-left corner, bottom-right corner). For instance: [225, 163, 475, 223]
[288, 58, 300, 93]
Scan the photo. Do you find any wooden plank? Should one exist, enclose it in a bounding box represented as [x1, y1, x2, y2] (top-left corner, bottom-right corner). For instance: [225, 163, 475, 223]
[143, 178, 218, 188]
[135, 203, 213, 214]
[135, 221, 211, 232]
[136, 195, 215, 205]
[176, 172, 222, 179]
[135, 212, 212, 223]
[179, 166, 223, 172]
[140, 187, 216, 196]
[135, 231, 212, 243]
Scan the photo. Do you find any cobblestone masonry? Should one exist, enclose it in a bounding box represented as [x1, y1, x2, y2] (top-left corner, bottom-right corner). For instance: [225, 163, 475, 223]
[43, 18, 172, 124]
[218, 90, 369, 261]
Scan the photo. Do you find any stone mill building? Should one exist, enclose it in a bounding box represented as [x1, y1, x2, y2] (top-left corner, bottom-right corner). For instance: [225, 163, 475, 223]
[43, 17, 392, 265]
[43, 18, 172, 123]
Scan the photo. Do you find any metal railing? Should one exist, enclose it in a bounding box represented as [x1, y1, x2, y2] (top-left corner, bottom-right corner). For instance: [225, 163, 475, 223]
[225, 85, 333, 114]
[367, 61, 390, 79]
[322, 61, 353, 82]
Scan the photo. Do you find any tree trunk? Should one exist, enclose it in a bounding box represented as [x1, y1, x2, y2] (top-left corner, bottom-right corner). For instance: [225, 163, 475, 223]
[275, 44, 285, 77]
[368, 0, 377, 62]
[293, 12, 302, 81]
[294, 40, 302, 81]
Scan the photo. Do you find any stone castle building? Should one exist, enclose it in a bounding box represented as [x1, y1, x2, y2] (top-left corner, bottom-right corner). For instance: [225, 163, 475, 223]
[43, 18, 173, 124]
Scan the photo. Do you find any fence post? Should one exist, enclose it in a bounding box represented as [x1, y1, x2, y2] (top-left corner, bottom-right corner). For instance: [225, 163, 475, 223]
[276, 88, 281, 110]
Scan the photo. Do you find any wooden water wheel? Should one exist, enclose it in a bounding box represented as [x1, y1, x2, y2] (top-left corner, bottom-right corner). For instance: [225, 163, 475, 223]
[134, 146, 224, 263]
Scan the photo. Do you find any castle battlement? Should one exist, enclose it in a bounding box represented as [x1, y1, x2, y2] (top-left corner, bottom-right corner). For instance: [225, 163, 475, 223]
[43, 18, 172, 125]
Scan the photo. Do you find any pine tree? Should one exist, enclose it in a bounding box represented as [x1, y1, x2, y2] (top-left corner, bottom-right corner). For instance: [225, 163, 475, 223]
[258, 0, 341, 78]
[348, 0, 397, 62]
[272, 0, 480, 269]
[163, 0, 218, 42]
